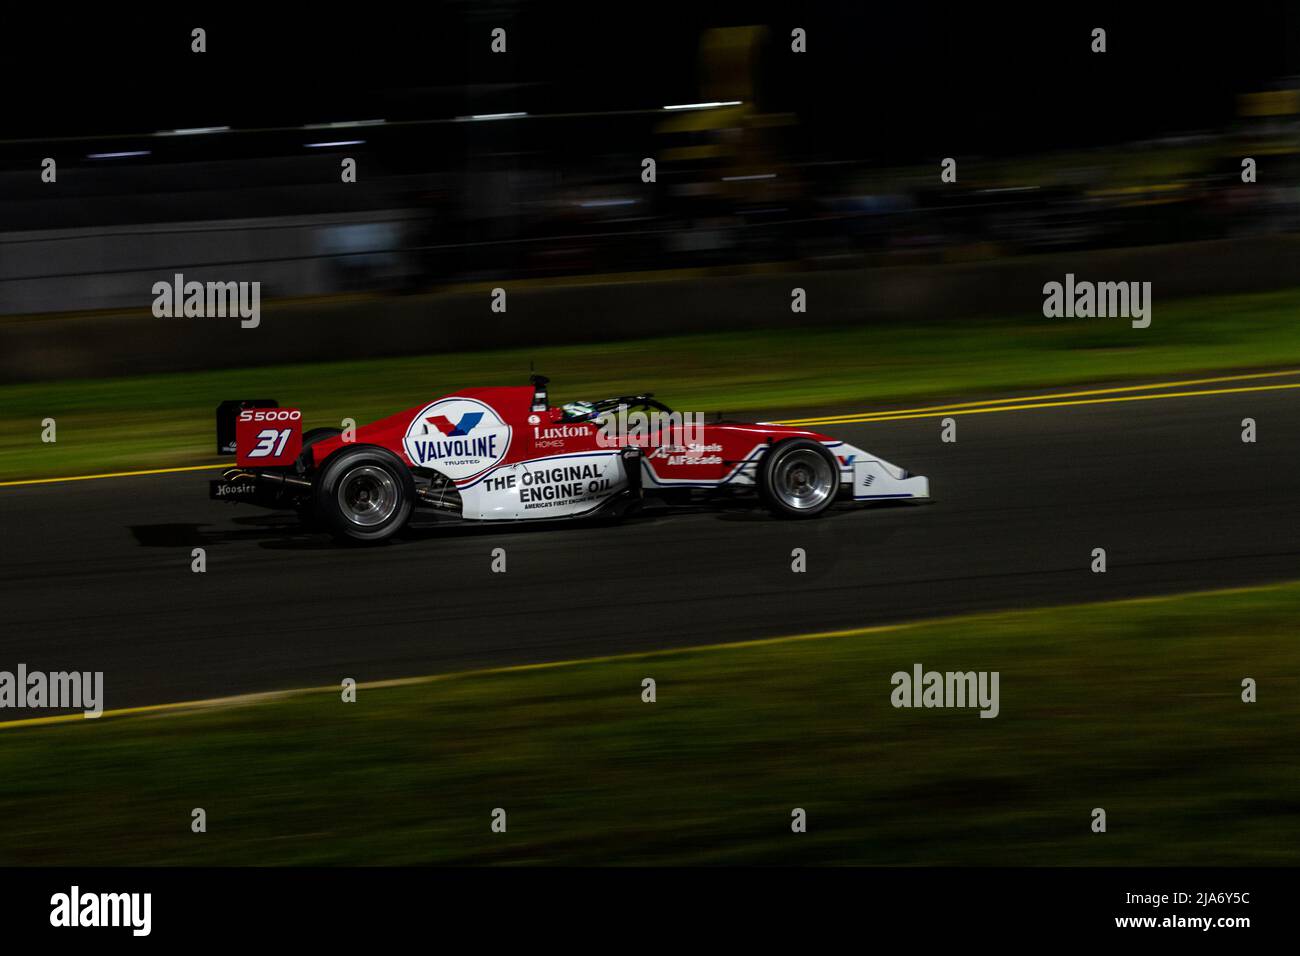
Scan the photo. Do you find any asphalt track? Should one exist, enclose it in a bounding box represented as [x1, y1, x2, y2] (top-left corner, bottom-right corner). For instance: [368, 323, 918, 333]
[2, 378, 1298, 716]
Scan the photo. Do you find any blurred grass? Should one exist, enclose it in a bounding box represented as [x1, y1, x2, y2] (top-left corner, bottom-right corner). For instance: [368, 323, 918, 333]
[5, 287, 1300, 480]
[0, 582, 1296, 865]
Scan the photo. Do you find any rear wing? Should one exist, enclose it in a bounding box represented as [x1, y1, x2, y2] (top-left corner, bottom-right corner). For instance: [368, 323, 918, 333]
[215, 399, 302, 466]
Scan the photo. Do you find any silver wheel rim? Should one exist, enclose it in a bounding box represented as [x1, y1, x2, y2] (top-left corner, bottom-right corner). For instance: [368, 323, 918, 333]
[337, 465, 398, 527]
[772, 448, 835, 510]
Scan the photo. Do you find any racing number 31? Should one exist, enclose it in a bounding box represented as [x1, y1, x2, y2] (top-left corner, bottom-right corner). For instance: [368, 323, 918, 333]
[235, 408, 302, 466]
[248, 428, 292, 458]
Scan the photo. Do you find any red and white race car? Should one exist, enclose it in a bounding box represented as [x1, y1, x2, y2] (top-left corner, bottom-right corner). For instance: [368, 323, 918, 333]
[210, 376, 930, 543]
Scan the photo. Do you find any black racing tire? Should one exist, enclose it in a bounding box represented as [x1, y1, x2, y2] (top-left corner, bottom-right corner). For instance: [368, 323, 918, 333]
[757, 438, 840, 519]
[313, 445, 414, 544]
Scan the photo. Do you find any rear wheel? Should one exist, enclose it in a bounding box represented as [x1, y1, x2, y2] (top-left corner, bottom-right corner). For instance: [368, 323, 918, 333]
[758, 438, 839, 518]
[314, 446, 414, 543]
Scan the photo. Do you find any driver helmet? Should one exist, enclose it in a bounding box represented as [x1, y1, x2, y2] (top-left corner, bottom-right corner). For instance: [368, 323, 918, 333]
[560, 400, 600, 423]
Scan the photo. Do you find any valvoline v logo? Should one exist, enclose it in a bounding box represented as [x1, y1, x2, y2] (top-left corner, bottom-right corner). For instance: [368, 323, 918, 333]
[403, 398, 510, 481]
[426, 412, 483, 437]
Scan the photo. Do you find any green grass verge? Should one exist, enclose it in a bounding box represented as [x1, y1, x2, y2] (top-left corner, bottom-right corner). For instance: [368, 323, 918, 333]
[6, 286, 1300, 481]
[1, 582, 1296, 865]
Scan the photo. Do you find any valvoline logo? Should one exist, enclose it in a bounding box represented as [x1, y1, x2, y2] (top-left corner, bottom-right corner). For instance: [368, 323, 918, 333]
[403, 398, 510, 480]
[426, 412, 483, 437]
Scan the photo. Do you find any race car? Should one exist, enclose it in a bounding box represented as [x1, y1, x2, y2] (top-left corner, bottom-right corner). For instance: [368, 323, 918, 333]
[210, 375, 930, 543]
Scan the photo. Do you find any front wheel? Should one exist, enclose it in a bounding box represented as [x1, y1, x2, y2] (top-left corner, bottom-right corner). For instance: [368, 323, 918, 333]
[758, 438, 840, 519]
[314, 446, 414, 544]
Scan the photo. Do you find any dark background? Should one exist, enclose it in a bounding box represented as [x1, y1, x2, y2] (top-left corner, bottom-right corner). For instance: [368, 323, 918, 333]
[0, 5, 1293, 157]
